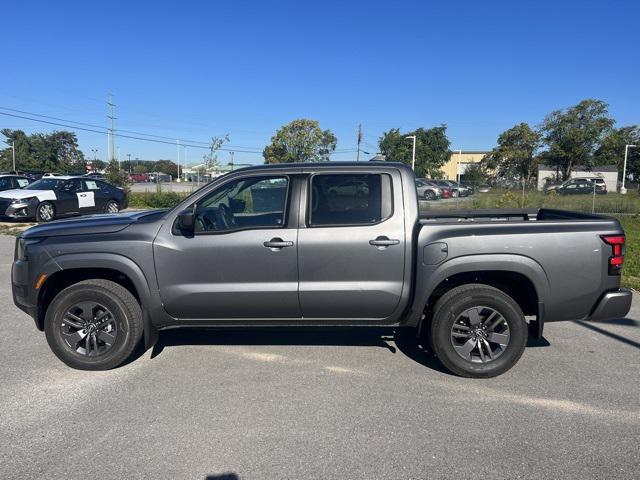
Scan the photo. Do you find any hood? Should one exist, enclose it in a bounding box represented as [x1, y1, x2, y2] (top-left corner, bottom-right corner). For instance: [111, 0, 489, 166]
[0, 189, 55, 200]
[21, 209, 168, 239]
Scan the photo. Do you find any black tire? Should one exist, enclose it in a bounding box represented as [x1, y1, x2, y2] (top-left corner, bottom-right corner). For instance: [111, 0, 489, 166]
[424, 190, 436, 201]
[429, 284, 527, 378]
[36, 201, 56, 222]
[44, 279, 143, 370]
[104, 199, 120, 214]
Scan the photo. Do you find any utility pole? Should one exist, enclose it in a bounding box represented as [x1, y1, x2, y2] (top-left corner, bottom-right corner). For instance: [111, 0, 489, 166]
[176, 139, 181, 181]
[356, 124, 362, 162]
[184, 147, 188, 181]
[621, 144, 638, 194]
[11, 140, 15, 172]
[405, 135, 417, 171]
[230, 151, 235, 171]
[456, 149, 462, 183]
[107, 94, 116, 162]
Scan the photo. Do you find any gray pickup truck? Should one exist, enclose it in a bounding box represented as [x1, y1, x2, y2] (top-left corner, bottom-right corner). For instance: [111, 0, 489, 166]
[12, 162, 631, 377]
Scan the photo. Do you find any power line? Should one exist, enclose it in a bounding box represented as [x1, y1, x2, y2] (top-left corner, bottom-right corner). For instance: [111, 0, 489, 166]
[0, 106, 262, 150]
[0, 111, 264, 153]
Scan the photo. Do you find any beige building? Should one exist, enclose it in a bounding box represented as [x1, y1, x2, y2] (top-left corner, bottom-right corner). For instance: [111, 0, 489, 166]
[441, 151, 489, 180]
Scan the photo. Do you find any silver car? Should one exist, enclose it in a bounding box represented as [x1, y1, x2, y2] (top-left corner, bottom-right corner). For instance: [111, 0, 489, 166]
[415, 179, 441, 200]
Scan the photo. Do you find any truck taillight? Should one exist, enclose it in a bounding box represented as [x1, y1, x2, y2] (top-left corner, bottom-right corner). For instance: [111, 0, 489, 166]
[602, 235, 625, 275]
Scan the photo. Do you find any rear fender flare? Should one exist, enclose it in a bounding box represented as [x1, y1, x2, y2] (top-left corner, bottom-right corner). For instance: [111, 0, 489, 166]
[408, 254, 550, 328]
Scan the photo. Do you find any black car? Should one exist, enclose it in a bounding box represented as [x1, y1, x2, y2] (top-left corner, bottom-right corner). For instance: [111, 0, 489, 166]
[0, 174, 31, 191]
[0, 176, 127, 222]
[555, 179, 597, 195]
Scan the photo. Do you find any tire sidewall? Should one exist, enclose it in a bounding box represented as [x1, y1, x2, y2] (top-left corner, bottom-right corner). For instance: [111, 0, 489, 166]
[36, 202, 55, 222]
[44, 285, 135, 370]
[432, 290, 527, 377]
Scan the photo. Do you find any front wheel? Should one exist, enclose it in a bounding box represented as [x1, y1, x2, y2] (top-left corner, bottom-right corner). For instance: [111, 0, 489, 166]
[44, 279, 143, 370]
[104, 200, 120, 214]
[424, 190, 436, 201]
[36, 201, 56, 222]
[429, 284, 527, 378]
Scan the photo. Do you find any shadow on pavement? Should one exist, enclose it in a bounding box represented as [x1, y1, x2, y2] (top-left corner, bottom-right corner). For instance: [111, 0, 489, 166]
[148, 326, 453, 375]
[590, 317, 639, 327]
[205, 474, 239, 480]
[574, 320, 640, 350]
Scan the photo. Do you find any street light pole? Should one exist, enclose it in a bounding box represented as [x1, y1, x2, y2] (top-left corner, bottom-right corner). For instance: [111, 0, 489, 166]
[405, 135, 416, 171]
[456, 149, 462, 183]
[11, 140, 15, 172]
[621, 144, 637, 194]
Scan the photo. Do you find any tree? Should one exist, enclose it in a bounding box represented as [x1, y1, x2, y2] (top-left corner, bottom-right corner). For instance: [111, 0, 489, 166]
[484, 123, 541, 187]
[1, 129, 86, 173]
[594, 126, 640, 180]
[153, 160, 178, 178]
[203, 134, 229, 170]
[539, 99, 614, 180]
[378, 126, 450, 178]
[104, 159, 129, 188]
[263, 119, 337, 164]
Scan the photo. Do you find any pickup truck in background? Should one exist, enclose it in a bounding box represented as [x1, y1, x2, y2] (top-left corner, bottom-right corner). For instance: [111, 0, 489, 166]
[12, 162, 632, 377]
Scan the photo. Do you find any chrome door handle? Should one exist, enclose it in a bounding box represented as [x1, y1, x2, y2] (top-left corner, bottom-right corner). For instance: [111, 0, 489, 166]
[369, 236, 400, 248]
[264, 238, 294, 250]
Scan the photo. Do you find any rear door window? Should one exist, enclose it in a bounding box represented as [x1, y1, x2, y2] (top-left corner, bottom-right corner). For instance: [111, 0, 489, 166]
[309, 173, 393, 226]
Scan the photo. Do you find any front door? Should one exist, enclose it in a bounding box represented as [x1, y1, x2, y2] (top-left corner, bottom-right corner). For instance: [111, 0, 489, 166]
[153, 174, 301, 320]
[55, 179, 82, 214]
[297, 170, 406, 320]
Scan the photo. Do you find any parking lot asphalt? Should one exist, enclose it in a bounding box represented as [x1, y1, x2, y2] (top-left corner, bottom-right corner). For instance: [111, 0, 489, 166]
[0, 234, 639, 480]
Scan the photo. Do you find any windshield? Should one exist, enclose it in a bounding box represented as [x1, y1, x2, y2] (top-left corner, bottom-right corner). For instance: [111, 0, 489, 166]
[25, 178, 65, 190]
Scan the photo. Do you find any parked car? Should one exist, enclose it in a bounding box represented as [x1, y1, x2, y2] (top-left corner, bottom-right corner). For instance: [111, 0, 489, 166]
[433, 179, 469, 197]
[0, 176, 127, 222]
[460, 183, 476, 195]
[84, 172, 105, 179]
[550, 179, 604, 196]
[415, 179, 441, 200]
[477, 184, 491, 193]
[0, 174, 31, 191]
[12, 162, 631, 378]
[545, 177, 607, 195]
[129, 173, 150, 183]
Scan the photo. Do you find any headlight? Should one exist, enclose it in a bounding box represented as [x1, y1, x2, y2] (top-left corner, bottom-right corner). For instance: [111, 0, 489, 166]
[11, 197, 37, 205]
[16, 237, 43, 261]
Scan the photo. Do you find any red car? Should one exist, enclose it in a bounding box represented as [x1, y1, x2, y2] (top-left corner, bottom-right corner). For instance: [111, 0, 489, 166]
[440, 187, 452, 199]
[129, 173, 150, 183]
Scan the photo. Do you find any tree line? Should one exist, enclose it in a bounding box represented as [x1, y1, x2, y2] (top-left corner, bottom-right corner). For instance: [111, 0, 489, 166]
[261, 99, 639, 185]
[3, 98, 637, 186]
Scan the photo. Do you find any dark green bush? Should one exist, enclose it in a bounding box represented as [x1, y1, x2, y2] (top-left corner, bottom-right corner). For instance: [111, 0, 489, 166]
[128, 192, 187, 209]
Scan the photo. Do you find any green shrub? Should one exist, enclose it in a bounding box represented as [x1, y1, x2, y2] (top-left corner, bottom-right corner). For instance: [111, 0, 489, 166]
[128, 192, 187, 209]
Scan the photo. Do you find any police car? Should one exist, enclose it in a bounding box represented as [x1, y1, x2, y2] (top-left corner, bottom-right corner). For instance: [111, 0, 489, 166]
[0, 176, 128, 222]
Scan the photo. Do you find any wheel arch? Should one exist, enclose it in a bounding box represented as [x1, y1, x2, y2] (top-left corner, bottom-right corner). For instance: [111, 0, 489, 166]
[410, 254, 550, 338]
[36, 253, 158, 348]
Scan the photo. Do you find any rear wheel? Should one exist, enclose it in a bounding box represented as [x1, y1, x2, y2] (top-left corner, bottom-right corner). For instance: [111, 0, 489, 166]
[44, 279, 143, 370]
[429, 284, 527, 378]
[36, 202, 56, 222]
[104, 199, 119, 214]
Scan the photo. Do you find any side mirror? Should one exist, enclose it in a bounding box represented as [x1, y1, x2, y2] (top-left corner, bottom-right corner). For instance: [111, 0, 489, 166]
[177, 208, 195, 233]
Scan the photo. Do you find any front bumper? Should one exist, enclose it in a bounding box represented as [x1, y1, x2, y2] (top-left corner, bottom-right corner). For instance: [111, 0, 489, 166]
[0, 199, 37, 219]
[12, 258, 39, 324]
[588, 289, 632, 322]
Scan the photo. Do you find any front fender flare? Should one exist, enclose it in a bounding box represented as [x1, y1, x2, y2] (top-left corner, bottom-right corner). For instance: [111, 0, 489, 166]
[42, 253, 159, 349]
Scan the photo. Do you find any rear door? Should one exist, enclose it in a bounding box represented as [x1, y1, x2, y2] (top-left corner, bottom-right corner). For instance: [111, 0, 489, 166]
[297, 169, 406, 320]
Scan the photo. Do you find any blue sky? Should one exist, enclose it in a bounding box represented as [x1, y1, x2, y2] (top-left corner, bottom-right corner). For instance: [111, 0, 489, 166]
[1, 0, 638, 166]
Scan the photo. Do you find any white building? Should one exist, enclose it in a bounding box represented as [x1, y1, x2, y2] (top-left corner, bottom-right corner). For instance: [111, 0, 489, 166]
[537, 164, 618, 192]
